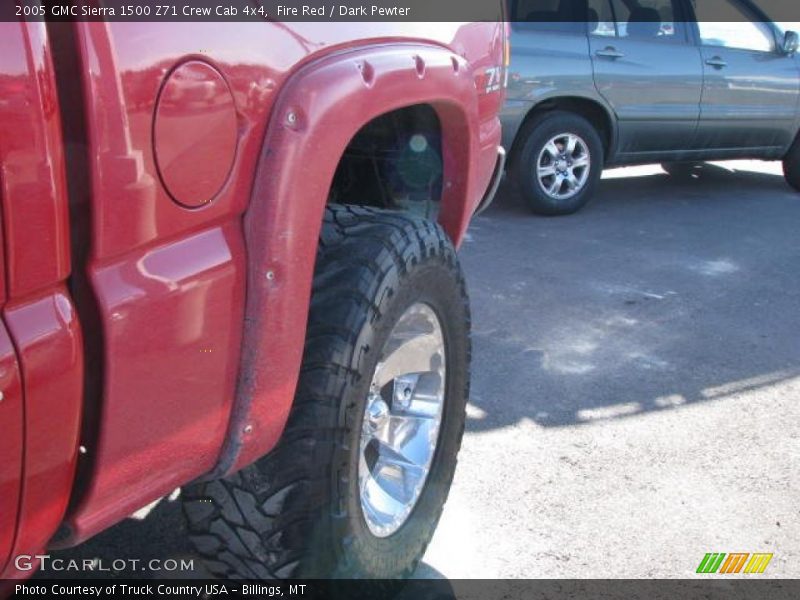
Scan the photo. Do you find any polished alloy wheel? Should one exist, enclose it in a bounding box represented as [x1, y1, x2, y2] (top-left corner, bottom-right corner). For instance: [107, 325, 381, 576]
[359, 303, 446, 537]
[536, 132, 591, 200]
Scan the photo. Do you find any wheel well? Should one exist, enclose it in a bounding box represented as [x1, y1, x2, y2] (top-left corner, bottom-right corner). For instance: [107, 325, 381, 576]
[511, 97, 614, 164]
[328, 104, 443, 220]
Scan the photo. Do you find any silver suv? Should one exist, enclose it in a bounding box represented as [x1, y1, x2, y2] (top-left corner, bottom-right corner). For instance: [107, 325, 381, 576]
[503, 0, 800, 214]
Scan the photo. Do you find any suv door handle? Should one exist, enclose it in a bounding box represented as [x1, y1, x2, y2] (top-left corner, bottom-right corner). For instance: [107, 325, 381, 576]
[705, 57, 728, 69]
[595, 47, 625, 59]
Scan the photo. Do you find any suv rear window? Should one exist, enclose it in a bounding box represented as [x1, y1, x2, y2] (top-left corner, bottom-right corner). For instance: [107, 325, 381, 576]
[513, 0, 684, 40]
[589, 0, 685, 42]
[693, 0, 775, 52]
[511, 0, 589, 33]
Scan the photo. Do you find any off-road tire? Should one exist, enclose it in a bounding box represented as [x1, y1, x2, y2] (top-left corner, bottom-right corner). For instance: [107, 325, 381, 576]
[182, 205, 471, 579]
[512, 110, 604, 216]
[783, 138, 800, 192]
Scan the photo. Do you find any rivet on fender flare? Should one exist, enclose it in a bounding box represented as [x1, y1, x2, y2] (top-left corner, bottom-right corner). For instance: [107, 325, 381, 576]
[414, 55, 426, 78]
[357, 60, 375, 86]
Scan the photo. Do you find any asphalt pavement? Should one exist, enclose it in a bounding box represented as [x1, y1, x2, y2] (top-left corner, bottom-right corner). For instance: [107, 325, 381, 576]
[37, 160, 800, 580]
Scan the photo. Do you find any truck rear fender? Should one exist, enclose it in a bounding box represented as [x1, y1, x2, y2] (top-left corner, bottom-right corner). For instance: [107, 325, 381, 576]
[0, 21, 83, 576]
[214, 43, 483, 475]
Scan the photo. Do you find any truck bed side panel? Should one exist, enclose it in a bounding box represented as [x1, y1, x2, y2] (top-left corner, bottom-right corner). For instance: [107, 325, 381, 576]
[0, 22, 83, 577]
[59, 22, 502, 544]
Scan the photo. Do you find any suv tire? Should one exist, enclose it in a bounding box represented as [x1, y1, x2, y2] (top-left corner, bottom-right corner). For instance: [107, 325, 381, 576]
[662, 162, 702, 179]
[512, 110, 604, 215]
[783, 137, 800, 192]
[183, 205, 471, 579]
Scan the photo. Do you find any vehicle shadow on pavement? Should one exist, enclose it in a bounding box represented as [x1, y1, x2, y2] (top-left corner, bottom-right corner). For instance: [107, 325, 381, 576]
[35, 494, 450, 582]
[32, 162, 796, 579]
[491, 161, 789, 217]
[34, 494, 206, 580]
[464, 161, 800, 431]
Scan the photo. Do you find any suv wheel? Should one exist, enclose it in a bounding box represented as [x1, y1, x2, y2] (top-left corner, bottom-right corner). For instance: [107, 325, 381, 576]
[512, 110, 604, 215]
[783, 136, 800, 192]
[662, 162, 703, 179]
[183, 205, 471, 579]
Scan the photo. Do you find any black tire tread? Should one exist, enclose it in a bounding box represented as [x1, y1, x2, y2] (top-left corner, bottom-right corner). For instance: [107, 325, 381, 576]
[783, 136, 800, 192]
[661, 162, 702, 179]
[182, 204, 470, 579]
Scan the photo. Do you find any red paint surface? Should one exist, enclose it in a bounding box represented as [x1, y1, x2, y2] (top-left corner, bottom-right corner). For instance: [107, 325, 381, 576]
[0, 22, 83, 578]
[29, 21, 503, 545]
[0, 331, 22, 574]
[0, 24, 71, 298]
[67, 224, 246, 542]
[3, 291, 83, 577]
[154, 60, 238, 207]
[0, 240, 23, 574]
[225, 42, 502, 473]
[62, 23, 255, 545]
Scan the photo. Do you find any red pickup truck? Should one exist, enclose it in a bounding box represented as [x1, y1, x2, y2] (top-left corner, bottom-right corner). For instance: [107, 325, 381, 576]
[0, 15, 506, 580]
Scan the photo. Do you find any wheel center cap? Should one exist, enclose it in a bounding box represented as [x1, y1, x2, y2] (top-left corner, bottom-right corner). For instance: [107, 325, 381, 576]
[555, 159, 567, 172]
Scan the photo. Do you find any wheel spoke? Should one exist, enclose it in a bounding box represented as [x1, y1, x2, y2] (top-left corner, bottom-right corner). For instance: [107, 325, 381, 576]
[376, 451, 425, 500]
[566, 135, 578, 157]
[363, 471, 408, 517]
[565, 172, 580, 190]
[395, 389, 441, 419]
[572, 156, 589, 169]
[548, 177, 562, 196]
[386, 415, 435, 465]
[544, 141, 560, 159]
[538, 165, 557, 178]
[376, 440, 420, 470]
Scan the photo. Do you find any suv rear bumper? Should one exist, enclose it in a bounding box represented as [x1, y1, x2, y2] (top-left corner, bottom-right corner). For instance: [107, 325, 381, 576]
[474, 146, 506, 215]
